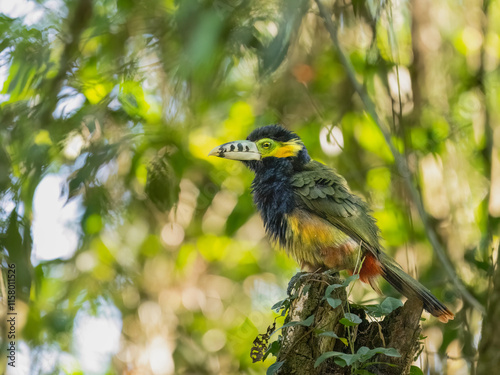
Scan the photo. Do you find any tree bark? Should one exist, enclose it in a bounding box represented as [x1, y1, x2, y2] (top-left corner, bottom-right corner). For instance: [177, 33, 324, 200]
[477, 242, 500, 374]
[275, 273, 423, 375]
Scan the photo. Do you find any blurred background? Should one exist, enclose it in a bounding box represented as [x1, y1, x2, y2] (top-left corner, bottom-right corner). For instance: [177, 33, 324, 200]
[0, 0, 498, 373]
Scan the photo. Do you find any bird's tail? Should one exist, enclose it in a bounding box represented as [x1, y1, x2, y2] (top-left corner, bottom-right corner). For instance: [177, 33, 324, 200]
[378, 253, 454, 323]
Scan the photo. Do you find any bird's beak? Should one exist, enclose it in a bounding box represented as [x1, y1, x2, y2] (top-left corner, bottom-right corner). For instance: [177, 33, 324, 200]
[208, 140, 261, 161]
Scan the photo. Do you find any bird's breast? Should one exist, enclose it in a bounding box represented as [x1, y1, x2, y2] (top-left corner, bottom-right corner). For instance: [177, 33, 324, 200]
[282, 209, 359, 272]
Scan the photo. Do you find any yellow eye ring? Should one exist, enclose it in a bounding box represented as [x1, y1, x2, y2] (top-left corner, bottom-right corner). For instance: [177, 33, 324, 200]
[262, 142, 271, 148]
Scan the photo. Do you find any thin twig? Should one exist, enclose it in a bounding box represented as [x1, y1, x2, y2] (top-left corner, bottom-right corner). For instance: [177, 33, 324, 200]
[314, 0, 485, 314]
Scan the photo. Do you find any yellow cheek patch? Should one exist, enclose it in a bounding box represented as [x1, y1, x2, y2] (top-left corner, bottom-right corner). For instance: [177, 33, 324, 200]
[268, 141, 303, 158]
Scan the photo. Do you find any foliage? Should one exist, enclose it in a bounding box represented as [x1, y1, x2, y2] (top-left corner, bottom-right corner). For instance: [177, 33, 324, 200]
[314, 346, 401, 370]
[256, 270, 405, 373]
[364, 297, 404, 318]
[0, 0, 498, 373]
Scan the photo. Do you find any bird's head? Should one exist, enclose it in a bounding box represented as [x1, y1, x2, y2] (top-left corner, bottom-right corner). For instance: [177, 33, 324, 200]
[209, 125, 310, 171]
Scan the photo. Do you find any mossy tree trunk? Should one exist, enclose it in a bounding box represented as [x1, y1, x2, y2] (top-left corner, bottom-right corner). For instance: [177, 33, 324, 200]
[274, 273, 423, 375]
[477, 244, 500, 374]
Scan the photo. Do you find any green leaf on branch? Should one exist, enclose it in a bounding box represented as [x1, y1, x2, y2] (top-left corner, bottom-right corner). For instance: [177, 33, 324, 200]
[280, 314, 315, 330]
[342, 273, 360, 287]
[327, 297, 342, 309]
[356, 346, 401, 362]
[315, 346, 400, 369]
[410, 365, 424, 375]
[318, 331, 339, 339]
[324, 274, 359, 298]
[365, 297, 403, 317]
[314, 351, 346, 368]
[271, 298, 289, 312]
[340, 313, 362, 326]
[324, 283, 343, 297]
[264, 340, 281, 361]
[266, 360, 284, 375]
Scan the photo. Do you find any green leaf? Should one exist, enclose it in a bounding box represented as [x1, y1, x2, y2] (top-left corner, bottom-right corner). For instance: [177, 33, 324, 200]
[266, 360, 284, 375]
[410, 365, 424, 375]
[342, 273, 360, 287]
[324, 274, 360, 298]
[327, 297, 342, 309]
[271, 299, 288, 311]
[317, 330, 348, 345]
[373, 347, 400, 357]
[357, 346, 401, 363]
[324, 283, 343, 297]
[380, 297, 403, 314]
[318, 331, 340, 339]
[314, 351, 345, 368]
[357, 346, 370, 356]
[280, 314, 315, 330]
[264, 340, 281, 360]
[340, 313, 362, 326]
[338, 353, 360, 366]
[334, 357, 348, 367]
[339, 337, 349, 346]
[317, 346, 402, 370]
[366, 297, 403, 317]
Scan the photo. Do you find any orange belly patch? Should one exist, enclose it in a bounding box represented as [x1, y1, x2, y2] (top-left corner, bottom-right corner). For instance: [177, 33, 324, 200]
[358, 253, 382, 283]
[346, 253, 382, 292]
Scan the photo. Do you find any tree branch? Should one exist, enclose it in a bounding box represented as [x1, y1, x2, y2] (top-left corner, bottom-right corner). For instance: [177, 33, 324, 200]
[477, 0, 500, 371]
[274, 273, 422, 374]
[478, 241, 500, 373]
[313, 0, 485, 314]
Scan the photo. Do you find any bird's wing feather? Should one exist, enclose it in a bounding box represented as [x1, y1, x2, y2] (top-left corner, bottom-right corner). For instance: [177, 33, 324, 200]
[291, 161, 381, 255]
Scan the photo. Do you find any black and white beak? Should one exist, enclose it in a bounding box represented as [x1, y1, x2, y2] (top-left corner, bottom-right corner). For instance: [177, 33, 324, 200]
[208, 140, 261, 161]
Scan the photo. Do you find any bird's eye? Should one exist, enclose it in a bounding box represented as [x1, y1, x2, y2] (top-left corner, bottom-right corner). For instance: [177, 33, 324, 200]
[262, 142, 271, 149]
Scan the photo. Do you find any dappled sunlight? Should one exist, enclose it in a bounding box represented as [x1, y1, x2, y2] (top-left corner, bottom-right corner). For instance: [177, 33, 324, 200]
[320, 125, 344, 156]
[420, 154, 450, 219]
[73, 300, 122, 374]
[32, 174, 82, 262]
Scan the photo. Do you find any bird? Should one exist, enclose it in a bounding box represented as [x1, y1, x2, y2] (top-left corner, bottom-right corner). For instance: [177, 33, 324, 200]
[208, 124, 454, 323]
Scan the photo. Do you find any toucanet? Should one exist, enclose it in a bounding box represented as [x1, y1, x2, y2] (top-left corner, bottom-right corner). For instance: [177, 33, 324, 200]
[209, 124, 454, 323]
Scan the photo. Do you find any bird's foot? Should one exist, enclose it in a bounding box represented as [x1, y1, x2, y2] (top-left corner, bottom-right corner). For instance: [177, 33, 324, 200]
[287, 271, 309, 297]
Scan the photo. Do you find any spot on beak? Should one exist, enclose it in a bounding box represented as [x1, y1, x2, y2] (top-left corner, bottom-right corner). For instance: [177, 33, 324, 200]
[208, 140, 261, 161]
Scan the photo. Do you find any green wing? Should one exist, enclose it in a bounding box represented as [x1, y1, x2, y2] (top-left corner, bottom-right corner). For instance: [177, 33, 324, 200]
[291, 161, 381, 255]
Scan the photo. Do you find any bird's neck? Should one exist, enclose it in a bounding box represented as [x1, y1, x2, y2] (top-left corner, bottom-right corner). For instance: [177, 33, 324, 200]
[250, 158, 296, 246]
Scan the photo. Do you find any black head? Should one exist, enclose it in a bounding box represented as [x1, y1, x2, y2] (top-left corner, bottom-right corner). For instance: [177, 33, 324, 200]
[246, 124, 301, 143]
[209, 124, 311, 173]
[246, 124, 310, 172]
